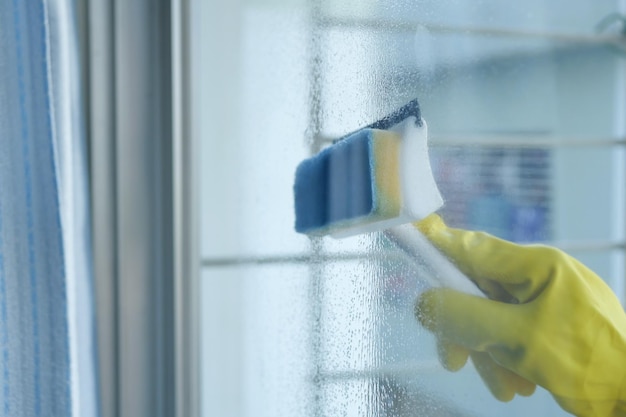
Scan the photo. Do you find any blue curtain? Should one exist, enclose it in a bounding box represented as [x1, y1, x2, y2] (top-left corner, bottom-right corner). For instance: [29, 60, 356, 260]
[0, 1, 98, 417]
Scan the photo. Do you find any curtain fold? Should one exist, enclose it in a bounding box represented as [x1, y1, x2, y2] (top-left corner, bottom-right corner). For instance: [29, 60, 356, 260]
[0, 1, 98, 416]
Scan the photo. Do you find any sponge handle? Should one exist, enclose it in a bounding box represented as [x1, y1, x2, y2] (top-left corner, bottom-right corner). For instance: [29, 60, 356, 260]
[385, 224, 486, 298]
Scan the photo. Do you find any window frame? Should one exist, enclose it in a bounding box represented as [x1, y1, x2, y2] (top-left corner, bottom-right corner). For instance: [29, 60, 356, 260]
[85, 0, 198, 416]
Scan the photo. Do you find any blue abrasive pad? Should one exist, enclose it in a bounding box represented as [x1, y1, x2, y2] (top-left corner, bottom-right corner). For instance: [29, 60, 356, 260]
[294, 130, 374, 235]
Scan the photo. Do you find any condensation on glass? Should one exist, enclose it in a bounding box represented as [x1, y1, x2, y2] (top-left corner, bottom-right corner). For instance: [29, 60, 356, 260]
[193, 0, 626, 416]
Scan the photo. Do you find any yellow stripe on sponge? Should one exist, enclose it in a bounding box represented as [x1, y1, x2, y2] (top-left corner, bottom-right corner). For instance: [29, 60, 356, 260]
[371, 129, 402, 220]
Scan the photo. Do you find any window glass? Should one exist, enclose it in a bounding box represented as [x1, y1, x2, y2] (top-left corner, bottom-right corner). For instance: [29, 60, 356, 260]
[193, 1, 626, 416]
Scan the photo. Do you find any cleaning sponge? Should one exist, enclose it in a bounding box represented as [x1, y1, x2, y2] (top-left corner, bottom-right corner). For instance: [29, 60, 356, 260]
[293, 101, 484, 297]
[294, 115, 442, 238]
[294, 128, 402, 236]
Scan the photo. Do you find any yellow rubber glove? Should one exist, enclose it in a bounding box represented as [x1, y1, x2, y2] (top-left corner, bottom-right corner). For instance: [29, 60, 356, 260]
[414, 215, 626, 417]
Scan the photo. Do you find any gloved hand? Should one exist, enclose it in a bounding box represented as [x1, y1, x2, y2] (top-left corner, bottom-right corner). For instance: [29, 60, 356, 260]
[413, 215, 626, 417]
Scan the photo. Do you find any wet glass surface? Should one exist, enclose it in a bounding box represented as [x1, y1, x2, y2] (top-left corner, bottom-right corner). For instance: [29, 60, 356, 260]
[194, 1, 626, 415]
